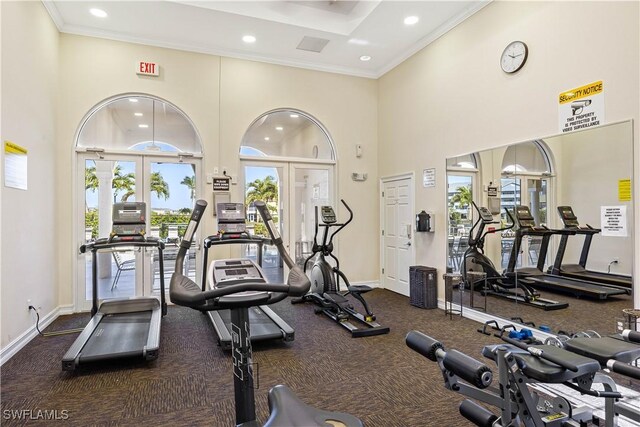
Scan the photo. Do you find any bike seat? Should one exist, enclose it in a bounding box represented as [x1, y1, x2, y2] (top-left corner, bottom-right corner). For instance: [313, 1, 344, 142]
[482, 344, 600, 383]
[347, 285, 372, 294]
[264, 385, 364, 427]
[564, 336, 640, 365]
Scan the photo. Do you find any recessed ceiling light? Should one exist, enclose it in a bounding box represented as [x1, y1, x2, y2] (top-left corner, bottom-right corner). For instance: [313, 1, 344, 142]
[289, 114, 299, 118]
[138, 124, 149, 128]
[275, 126, 283, 131]
[360, 55, 372, 62]
[89, 8, 108, 18]
[264, 137, 270, 141]
[129, 98, 138, 103]
[404, 16, 419, 25]
[348, 38, 369, 46]
[242, 35, 256, 43]
[134, 112, 143, 117]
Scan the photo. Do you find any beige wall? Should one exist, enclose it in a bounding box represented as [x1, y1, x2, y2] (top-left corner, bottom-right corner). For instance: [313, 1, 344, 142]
[1, 1, 59, 347]
[378, 1, 640, 302]
[55, 37, 378, 307]
[56, 34, 221, 306]
[218, 57, 379, 281]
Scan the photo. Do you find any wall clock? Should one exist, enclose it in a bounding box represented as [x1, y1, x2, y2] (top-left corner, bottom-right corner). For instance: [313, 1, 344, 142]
[500, 41, 528, 73]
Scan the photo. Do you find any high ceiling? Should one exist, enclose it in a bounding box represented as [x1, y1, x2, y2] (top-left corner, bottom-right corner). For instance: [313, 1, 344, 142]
[43, 1, 490, 79]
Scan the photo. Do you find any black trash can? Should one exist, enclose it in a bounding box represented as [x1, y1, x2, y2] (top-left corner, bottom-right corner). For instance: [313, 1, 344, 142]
[409, 266, 437, 309]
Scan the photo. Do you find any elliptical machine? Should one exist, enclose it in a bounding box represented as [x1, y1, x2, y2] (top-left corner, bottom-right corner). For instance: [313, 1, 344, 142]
[461, 202, 568, 311]
[292, 199, 389, 337]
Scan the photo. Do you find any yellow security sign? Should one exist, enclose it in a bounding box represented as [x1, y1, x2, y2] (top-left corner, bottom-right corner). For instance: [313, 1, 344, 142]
[559, 81, 603, 104]
[5, 141, 27, 155]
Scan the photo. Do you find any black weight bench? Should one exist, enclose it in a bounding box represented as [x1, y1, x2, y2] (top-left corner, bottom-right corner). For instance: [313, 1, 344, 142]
[482, 344, 601, 383]
[564, 336, 640, 366]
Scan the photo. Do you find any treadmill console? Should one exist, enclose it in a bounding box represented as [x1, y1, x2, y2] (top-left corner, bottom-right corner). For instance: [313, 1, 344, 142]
[111, 202, 146, 238]
[320, 206, 337, 224]
[557, 206, 580, 227]
[217, 203, 247, 235]
[515, 206, 537, 229]
[478, 207, 494, 222]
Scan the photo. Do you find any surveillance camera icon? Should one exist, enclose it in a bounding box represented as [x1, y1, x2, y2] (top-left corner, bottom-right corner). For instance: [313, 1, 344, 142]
[571, 99, 592, 116]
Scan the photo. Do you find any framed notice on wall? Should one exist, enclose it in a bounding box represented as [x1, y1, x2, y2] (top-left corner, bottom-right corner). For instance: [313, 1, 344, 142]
[423, 168, 435, 188]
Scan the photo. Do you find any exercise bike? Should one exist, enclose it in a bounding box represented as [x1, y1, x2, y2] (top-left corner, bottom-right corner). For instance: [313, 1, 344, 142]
[170, 200, 364, 427]
[461, 202, 568, 311]
[292, 199, 390, 338]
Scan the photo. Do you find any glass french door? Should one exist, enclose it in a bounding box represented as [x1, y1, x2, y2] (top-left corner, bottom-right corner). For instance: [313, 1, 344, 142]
[242, 161, 334, 282]
[76, 153, 201, 311]
[144, 156, 202, 295]
[500, 176, 549, 269]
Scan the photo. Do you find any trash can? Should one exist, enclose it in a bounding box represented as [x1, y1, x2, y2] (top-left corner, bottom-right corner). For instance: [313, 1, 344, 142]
[409, 266, 437, 309]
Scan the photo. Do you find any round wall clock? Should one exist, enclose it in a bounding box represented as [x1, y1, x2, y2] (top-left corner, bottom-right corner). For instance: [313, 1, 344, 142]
[500, 41, 528, 73]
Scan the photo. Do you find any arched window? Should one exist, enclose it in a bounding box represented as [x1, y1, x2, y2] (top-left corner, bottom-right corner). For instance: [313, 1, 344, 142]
[501, 140, 551, 175]
[447, 153, 479, 170]
[76, 94, 202, 154]
[240, 109, 335, 161]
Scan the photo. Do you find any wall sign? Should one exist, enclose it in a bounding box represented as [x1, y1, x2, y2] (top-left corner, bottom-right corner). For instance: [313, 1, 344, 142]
[559, 80, 604, 133]
[618, 179, 631, 202]
[4, 141, 28, 190]
[600, 205, 627, 237]
[212, 177, 230, 192]
[136, 61, 160, 77]
[423, 168, 435, 188]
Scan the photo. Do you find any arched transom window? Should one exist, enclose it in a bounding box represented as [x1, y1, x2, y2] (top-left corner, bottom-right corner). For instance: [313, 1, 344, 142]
[240, 109, 335, 161]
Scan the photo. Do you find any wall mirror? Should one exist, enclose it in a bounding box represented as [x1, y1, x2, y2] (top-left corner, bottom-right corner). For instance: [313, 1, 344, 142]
[446, 120, 634, 336]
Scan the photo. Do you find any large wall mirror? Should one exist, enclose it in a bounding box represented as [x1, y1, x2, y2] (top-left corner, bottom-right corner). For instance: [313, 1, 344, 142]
[446, 120, 634, 336]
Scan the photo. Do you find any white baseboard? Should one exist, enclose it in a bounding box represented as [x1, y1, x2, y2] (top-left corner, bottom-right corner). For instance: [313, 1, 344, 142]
[0, 304, 73, 366]
[351, 280, 380, 288]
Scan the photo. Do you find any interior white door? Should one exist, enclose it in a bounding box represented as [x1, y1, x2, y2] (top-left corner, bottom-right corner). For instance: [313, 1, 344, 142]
[382, 177, 414, 296]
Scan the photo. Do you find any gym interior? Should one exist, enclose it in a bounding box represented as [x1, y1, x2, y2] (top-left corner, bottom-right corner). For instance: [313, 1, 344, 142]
[1, 1, 639, 426]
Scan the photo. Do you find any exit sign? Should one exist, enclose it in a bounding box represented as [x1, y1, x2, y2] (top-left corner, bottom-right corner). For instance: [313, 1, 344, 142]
[136, 61, 159, 76]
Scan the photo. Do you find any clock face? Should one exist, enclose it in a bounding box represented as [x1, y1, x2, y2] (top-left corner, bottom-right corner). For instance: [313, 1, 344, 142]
[501, 41, 528, 73]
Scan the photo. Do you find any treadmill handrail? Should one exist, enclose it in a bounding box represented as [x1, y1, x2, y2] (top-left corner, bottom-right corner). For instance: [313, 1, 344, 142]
[81, 238, 165, 253]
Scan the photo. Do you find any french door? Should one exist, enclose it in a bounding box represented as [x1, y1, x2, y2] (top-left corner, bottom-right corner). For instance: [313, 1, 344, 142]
[76, 152, 201, 311]
[242, 160, 334, 282]
[500, 176, 550, 269]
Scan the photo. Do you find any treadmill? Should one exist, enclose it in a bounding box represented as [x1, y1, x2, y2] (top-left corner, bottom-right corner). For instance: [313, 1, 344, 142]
[201, 203, 294, 350]
[62, 202, 166, 371]
[549, 206, 632, 289]
[506, 205, 628, 300]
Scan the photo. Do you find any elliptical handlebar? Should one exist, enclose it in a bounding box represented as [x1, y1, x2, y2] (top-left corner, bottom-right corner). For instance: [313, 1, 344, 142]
[327, 199, 353, 247]
[467, 202, 515, 247]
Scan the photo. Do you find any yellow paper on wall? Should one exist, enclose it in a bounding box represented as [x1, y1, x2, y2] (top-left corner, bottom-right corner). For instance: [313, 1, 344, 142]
[618, 179, 631, 202]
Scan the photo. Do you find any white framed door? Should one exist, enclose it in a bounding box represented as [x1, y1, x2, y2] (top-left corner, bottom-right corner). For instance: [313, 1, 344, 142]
[76, 153, 144, 311]
[242, 160, 335, 282]
[76, 152, 202, 311]
[381, 174, 415, 296]
[143, 155, 202, 297]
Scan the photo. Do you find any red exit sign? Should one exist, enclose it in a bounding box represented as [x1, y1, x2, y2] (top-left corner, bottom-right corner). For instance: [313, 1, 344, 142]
[136, 61, 159, 76]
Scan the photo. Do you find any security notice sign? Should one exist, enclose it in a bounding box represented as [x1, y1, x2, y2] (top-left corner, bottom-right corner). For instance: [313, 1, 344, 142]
[600, 205, 627, 237]
[4, 141, 28, 190]
[559, 81, 604, 133]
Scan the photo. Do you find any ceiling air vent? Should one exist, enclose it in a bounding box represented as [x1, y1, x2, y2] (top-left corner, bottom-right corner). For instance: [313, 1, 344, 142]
[296, 36, 330, 53]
